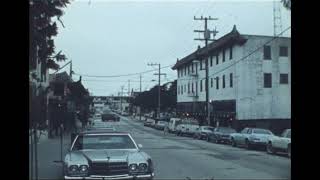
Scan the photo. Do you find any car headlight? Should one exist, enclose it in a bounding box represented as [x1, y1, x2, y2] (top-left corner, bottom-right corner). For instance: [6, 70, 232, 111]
[129, 164, 138, 171]
[69, 165, 79, 172]
[80, 165, 88, 172]
[139, 163, 148, 172]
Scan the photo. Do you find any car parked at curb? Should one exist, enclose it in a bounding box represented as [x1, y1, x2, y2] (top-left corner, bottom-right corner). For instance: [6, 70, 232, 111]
[65, 130, 154, 180]
[154, 121, 168, 131]
[176, 119, 199, 137]
[266, 129, 291, 158]
[207, 127, 236, 144]
[230, 128, 274, 150]
[193, 126, 214, 140]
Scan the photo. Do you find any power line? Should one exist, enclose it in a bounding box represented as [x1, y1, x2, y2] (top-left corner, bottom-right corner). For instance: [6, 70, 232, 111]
[73, 64, 173, 78]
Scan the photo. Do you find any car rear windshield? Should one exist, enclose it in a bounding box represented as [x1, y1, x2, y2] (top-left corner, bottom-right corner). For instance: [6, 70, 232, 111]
[253, 129, 272, 135]
[73, 134, 137, 150]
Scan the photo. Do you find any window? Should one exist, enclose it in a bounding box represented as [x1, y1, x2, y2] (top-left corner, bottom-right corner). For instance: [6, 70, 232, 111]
[222, 49, 225, 62]
[247, 129, 252, 134]
[216, 54, 219, 65]
[222, 75, 225, 88]
[204, 79, 206, 92]
[188, 83, 190, 93]
[192, 83, 194, 93]
[184, 85, 186, 93]
[200, 60, 203, 70]
[200, 80, 203, 92]
[181, 85, 183, 95]
[230, 73, 233, 87]
[184, 67, 186, 75]
[195, 63, 198, 72]
[229, 45, 233, 60]
[241, 128, 248, 134]
[191, 63, 194, 73]
[279, 46, 288, 57]
[280, 74, 289, 84]
[188, 65, 190, 74]
[177, 86, 180, 95]
[211, 78, 213, 88]
[178, 70, 180, 78]
[216, 77, 219, 89]
[264, 73, 272, 88]
[210, 56, 213, 67]
[263, 45, 271, 60]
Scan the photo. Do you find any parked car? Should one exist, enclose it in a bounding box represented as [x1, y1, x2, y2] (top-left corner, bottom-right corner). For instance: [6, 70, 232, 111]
[154, 121, 168, 131]
[266, 129, 291, 158]
[207, 127, 237, 144]
[176, 119, 199, 137]
[144, 119, 155, 127]
[168, 118, 182, 133]
[65, 130, 154, 180]
[193, 126, 214, 140]
[230, 128, 274, 149]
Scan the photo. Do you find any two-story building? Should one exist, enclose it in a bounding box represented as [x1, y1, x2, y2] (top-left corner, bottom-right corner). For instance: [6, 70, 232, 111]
[172, 25, 291, 133]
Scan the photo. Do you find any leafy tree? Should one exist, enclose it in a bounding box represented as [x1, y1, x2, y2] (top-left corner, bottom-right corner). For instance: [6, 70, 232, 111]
[29, 0, 71, 73]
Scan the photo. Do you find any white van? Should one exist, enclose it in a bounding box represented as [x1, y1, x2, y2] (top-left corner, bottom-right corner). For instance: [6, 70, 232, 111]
[176, 119, 200, 137]
[168, 118, 182, 133]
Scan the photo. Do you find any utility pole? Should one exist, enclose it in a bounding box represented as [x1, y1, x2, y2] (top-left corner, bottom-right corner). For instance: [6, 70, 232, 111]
[194, 16, 218, 126]
[70, 60, 72, 80]
[139, 74, 142, 121]
[120, 86, 124, 112]
[148, 63, 166, 119]
[128, 80, 131, 97]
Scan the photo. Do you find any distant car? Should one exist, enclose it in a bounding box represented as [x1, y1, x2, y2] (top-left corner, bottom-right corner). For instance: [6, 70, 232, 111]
[266, 129, 291, 158]
[154, 121, 168, 131]
[193, 126, 214, 140]
[207, 127, 237, 144]
[168, 118, 182, 133]
[230, 128, 274, 149]
[65, 131, 154, 180]
[94, 114, 101, 119]
[176, 120, 200, 137]
[102, 113, 120, 122]
[144, 119, 155, 127]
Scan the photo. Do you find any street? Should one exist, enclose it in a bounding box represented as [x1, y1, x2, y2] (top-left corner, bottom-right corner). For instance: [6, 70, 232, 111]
[29, 115, 290, 180]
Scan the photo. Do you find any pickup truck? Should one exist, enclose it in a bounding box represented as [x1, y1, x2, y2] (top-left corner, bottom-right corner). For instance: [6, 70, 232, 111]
[230, 127, 274, 149]
[176, 119, 200, 137]
[266, 129, 291, 158]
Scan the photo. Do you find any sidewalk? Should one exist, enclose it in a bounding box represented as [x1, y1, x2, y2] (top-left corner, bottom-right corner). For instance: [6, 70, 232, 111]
[29, 132, 71, 179]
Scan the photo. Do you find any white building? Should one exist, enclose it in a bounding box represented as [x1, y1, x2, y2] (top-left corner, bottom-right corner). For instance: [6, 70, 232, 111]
[172, 25, 291, 133]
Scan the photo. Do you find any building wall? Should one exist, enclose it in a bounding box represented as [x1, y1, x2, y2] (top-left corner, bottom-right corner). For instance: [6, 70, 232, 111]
[176, 35, 291, 122]
[236, 35, 291, 120]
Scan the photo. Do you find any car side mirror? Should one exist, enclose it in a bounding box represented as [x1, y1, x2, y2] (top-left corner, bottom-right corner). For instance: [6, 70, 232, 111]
[138, 144, 143, 148]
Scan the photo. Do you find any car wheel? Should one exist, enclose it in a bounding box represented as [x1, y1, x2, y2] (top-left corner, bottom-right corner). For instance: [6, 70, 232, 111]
[245, 139, 251, 150]
[231, 138, 237, 147]
[266, 142, 275, 154]
[287, 144, 291, 158]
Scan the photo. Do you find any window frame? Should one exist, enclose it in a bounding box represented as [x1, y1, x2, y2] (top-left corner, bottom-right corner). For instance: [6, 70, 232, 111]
[263, 45, 271, 60]
[280, 73, 289, 84]
[264, 73, 272, 88]
[279, 46, 288, 57]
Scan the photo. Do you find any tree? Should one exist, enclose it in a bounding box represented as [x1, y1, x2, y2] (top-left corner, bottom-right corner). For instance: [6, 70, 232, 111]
[29, 0, 71, 73]
[281, 0, 291, 10]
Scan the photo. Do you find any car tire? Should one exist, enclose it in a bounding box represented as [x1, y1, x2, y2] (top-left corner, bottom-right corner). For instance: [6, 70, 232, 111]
[245, 139, 251, 150]
[231, 138, 237, 147]
[287, 144, 291, 158]
[266, 142, 275, 154]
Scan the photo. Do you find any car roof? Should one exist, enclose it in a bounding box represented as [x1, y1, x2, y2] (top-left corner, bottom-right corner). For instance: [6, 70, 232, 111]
[79, 130, 130, 135]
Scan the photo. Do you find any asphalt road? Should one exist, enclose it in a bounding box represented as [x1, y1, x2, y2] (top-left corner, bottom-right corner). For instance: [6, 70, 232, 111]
[29, 115, 291, 180]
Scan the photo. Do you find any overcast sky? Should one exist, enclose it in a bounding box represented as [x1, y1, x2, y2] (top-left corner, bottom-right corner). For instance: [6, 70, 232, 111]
[53, 0, 291, 96]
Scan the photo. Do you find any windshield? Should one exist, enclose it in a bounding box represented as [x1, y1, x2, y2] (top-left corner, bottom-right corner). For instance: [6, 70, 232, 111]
[72, 135, 137, 150]
[253, 129, 273, 135]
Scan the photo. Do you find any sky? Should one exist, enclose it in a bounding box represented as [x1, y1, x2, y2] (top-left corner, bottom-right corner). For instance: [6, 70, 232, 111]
[53, 0, 291, 96]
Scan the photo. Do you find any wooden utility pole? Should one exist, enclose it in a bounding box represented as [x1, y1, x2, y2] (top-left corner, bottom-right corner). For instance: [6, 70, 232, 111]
[148, 63, 166, 119]
[194, 16, 218, 126]
[139, 74, 142, 121]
